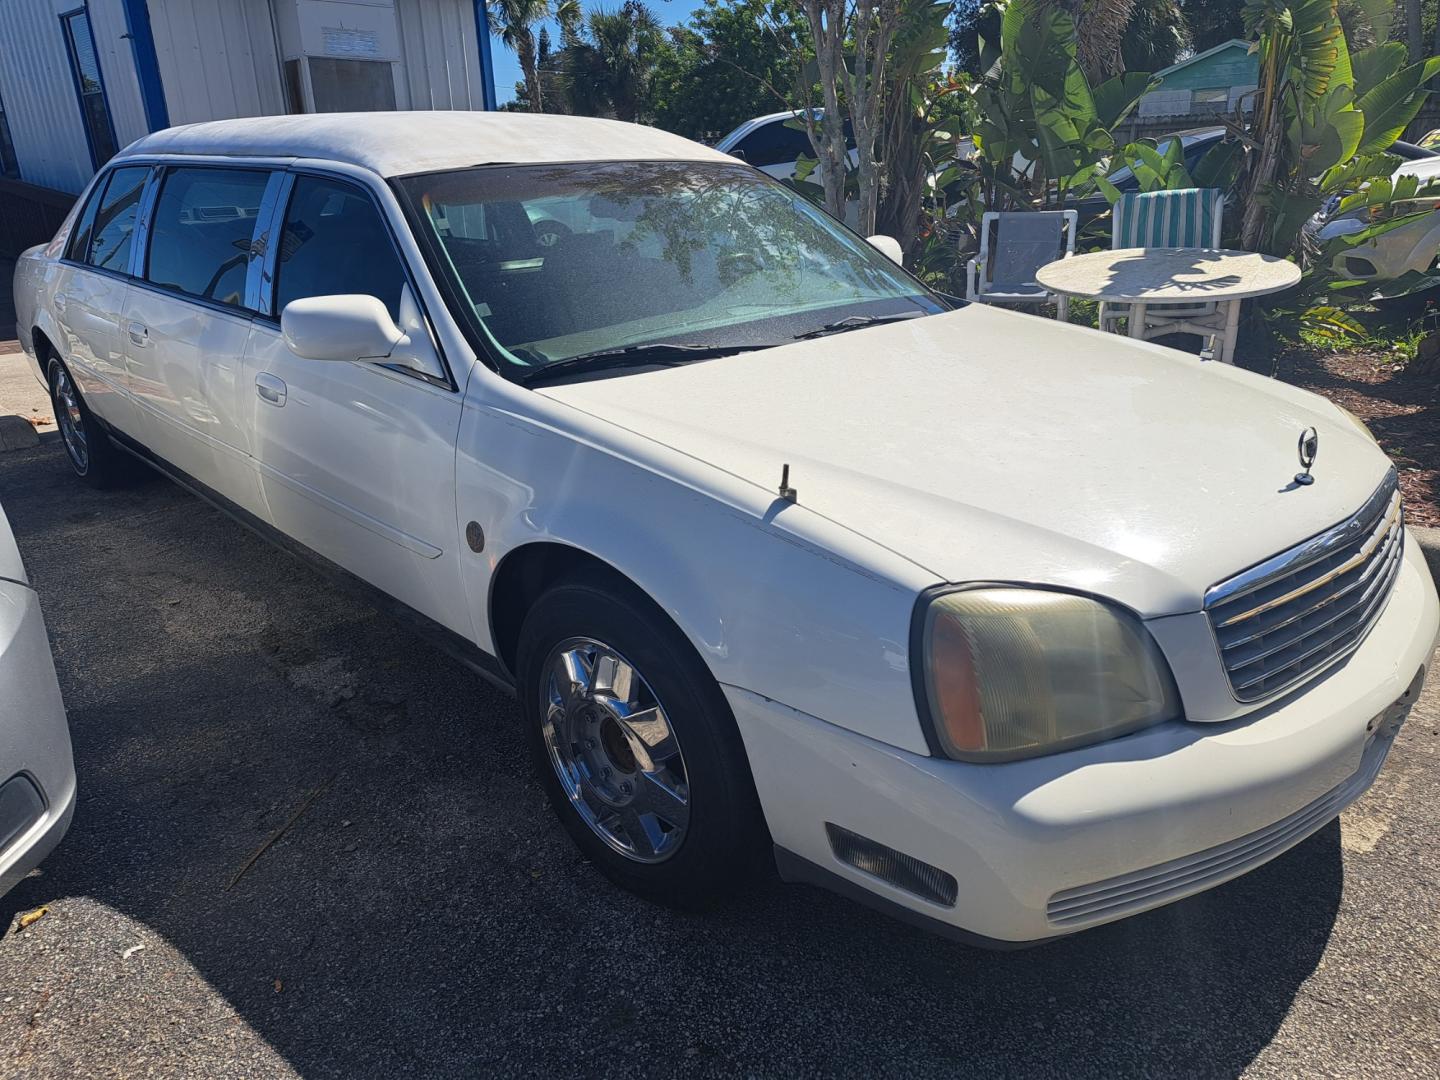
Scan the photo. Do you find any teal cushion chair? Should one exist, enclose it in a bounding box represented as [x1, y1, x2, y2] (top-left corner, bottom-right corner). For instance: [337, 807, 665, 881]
[1099, 188, 1226, 345]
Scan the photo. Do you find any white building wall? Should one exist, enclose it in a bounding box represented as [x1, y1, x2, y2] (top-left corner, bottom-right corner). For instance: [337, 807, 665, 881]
[395, 0, 485, 110]
[0, 0, 147, 192]
[147, 0, 287, 124]
[0, 0, 489, 193]
[89, 0, 152, 150]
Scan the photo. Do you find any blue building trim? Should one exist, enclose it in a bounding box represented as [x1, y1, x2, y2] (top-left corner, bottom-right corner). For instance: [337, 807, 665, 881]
[473, 0, 498, 111]
[121, 0, 169, 132]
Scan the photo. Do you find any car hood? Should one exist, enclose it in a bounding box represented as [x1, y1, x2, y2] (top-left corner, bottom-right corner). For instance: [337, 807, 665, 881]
[536, 304, 1391, 616]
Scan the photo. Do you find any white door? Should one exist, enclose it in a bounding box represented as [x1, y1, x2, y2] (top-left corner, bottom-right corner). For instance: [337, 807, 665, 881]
[122, 165, 272, 516]
[52, 165, 151, 434]
[241, 173, 473, 638]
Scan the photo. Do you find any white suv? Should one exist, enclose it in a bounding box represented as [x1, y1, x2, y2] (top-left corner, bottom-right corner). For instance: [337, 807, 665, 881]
[13, 112, 1438, 946]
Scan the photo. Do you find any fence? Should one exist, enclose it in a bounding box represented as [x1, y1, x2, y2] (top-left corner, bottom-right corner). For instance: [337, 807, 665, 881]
[0, 179, 73, 258]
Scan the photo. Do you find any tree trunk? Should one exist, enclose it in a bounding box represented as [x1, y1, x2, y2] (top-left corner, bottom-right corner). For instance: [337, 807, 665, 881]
[801, 0, 852, 221]
[1407, 0, 1423, 62]
[1241, 45, 1283, 251]
[1075, 0, 1137, 85]
[519, 31, 544, 112]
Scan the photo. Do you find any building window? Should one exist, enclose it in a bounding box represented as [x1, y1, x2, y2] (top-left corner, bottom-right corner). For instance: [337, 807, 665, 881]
[0, 90, 19, 179]
[1192, 88, 1230, 112]
[61, 7, 119, 168]
[307, 58, 397, 113]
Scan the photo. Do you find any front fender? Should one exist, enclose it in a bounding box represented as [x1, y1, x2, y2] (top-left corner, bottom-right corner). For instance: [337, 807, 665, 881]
[456, 379, 936, 756]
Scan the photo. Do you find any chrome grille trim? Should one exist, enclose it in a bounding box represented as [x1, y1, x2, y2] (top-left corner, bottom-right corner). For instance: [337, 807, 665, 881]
[1205, 470, 1403, 703]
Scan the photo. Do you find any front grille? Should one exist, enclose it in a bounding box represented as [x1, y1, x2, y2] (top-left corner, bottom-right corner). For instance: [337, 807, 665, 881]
[1205, 471, 1403, 703]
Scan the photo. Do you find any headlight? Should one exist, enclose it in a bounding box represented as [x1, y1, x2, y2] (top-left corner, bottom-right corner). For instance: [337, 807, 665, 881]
[915, 588, 1180, 762]
[1335, 404, 1380, 446]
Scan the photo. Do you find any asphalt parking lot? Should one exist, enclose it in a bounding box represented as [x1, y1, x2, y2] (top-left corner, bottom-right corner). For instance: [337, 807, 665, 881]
[0, 432, 1438, 1079]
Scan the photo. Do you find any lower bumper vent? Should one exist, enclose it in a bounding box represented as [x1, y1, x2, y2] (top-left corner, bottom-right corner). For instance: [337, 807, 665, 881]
[1045, 717, 1403, 928]
[826, 823, 958, 907]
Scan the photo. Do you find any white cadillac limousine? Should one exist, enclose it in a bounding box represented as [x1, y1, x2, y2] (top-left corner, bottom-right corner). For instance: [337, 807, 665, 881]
[13, 113, 1439, 945]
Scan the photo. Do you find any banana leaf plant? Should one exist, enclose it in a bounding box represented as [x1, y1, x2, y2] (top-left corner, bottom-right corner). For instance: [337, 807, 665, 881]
[965, 0, 1151, 212]
[1234, 0, 1440, 256]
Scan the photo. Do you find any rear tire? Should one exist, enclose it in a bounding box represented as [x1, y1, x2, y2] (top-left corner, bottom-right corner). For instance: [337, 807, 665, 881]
[516, 571, 766, 907]
[47, 356, 128, 489]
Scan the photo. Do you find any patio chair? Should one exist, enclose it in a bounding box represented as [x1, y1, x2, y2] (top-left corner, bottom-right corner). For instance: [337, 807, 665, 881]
[1099, 187, 1226, 348]
[965, 210, 1078, 320]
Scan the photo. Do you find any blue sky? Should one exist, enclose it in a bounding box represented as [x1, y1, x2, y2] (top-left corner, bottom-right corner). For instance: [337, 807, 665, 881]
[489, 0, 689, 104]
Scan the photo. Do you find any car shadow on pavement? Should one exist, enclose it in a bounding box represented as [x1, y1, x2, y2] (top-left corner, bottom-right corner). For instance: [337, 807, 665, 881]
[0, 441, 1341, 1078]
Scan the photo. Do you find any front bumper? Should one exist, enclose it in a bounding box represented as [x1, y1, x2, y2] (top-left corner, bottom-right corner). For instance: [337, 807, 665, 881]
[729, 537, 1439, 944]
[0, 579, 77, 898]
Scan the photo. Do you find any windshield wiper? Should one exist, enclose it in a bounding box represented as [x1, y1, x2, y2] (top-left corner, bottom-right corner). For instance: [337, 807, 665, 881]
[521, 342, 773, 385]
[792, 312, 929, 340]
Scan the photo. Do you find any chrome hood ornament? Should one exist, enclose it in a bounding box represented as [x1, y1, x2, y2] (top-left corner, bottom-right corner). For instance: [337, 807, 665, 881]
[1295, 426, 1319, 486]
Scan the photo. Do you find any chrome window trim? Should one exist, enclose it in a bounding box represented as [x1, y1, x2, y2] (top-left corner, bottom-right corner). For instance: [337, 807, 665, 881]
[250, 170, 292, 316]
[128, 164, 162, 278]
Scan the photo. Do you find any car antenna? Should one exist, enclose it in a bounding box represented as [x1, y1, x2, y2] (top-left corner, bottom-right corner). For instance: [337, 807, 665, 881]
[778, 463, 798, 503]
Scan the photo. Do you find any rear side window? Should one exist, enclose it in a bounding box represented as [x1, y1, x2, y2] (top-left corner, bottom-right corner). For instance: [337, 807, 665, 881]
[273, 176, 407, 321]
[734, 121, 813, 168]
[145, 167, 269, 308]
[84, 166, 149, 273]
[64, 177, 107, 263]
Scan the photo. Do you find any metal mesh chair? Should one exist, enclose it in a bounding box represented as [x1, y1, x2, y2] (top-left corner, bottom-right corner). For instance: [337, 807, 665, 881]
[965, 210, 1078, 320]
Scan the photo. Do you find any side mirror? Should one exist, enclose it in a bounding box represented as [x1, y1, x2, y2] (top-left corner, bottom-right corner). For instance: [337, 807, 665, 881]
[281, 291, 443, 379]
[867, 234, 904, 265]
[281, 294, 404, 362]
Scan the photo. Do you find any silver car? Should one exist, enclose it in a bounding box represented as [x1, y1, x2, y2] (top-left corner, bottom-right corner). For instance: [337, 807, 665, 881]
[0, 502, 75, 898]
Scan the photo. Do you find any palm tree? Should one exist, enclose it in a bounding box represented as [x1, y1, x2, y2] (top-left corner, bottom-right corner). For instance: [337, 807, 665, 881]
[1073, 0, 1139, 84]
[563, 2, 665, 122]
[489, 0, 580, 112]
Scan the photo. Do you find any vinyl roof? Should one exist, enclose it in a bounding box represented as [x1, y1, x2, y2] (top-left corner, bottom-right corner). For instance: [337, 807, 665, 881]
[118, 112, 735, 177]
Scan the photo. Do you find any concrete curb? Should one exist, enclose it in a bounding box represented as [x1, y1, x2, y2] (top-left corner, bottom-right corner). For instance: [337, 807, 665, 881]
[1411, 525, 1440, 588]
[0, 414, 38, 451]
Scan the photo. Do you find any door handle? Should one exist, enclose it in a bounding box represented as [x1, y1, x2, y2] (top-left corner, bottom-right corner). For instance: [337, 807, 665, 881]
[127, 321, 149, 347]
[255, 372, 287, 406]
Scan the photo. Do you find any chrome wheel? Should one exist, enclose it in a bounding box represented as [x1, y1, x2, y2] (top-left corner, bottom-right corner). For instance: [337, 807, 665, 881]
[540, 637, 690, 864]
[52, 365, 88, 472]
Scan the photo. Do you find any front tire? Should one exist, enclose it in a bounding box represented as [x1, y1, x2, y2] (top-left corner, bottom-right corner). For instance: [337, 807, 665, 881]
[48, 357, 126, 488]
[516, 572, 766, 906]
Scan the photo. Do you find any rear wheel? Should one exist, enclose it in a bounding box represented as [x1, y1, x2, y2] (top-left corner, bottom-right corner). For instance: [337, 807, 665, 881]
[48, 357, 127, 488]
[516, 572, 766, 905]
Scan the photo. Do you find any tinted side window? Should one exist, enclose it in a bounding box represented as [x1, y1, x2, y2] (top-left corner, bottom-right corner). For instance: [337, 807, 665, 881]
[84, 166, 149, 273]
[736, 120, 813, 168]
[274, 176, 406, 321]
[65, 175, 108, 263]
[146, 167, 269, 308]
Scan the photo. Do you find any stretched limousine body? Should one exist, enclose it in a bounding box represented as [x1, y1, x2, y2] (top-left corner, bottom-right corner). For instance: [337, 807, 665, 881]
[13, 112, 1438, 944]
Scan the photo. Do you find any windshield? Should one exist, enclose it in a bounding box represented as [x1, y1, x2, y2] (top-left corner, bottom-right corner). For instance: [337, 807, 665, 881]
[395, 161, 943, 378]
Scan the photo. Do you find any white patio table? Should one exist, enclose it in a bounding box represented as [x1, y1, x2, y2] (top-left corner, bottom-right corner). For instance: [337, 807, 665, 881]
[1034, 247, 1301, 365]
